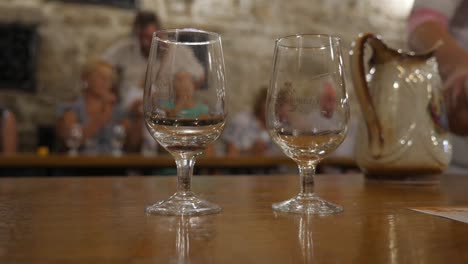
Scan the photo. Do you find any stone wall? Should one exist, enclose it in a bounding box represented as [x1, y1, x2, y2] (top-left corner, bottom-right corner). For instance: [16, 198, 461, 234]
[0, 0, 415, 151]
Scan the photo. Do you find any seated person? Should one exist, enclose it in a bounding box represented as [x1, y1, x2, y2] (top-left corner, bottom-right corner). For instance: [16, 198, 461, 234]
[123, 71, 211, 156]
[121, 79, 158, 155]
[56, 59, 130, 154]
[1, 108, 17, 155]
[165, 71, 209, 118]
[158, 71, 219, 157]
[318, 81, 357, 159]
[102, 11, 204, 104]
[275, 82, 356, 159]
[105, 11, 205, 154]
[223, 86, 278, 156]
[102, 11, 161, 101]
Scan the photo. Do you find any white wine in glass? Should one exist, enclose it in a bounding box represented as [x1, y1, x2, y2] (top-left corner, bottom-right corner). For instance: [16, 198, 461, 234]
[267, 34, 350, 215]
[144, 29, 227, 215]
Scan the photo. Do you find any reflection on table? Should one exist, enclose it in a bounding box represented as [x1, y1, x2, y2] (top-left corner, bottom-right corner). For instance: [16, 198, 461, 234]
[0, 154, 356, 176]
[0, 173, 467, 263]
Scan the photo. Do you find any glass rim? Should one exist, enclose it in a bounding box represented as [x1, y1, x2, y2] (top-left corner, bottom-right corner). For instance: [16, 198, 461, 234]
[153, 28, 221, 45]
[275, 33, 341, 49]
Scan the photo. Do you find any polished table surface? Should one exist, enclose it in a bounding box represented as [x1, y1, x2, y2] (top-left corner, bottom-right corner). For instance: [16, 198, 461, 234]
[0, 154, 356, 176]
[0, 154, 354, 168]
[0, 154, 296, 167]
[0, 173, 467, 263]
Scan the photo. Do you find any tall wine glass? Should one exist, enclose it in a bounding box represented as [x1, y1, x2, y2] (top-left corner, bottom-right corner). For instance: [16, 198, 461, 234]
[144, 29, 227, 215]
[267, 34, 350, 215]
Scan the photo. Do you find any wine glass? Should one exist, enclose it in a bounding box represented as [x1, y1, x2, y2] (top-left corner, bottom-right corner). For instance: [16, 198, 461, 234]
[110, 124, 126, 157]
[66, 123, 83, 156]
[266, 34, 350, 215]
[144, 29, 227, 215]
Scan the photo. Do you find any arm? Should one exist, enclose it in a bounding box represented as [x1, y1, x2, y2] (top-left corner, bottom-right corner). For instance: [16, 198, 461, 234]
[225, 142, 240, 157]
[408, 21, 468, 80]
[442, 68, 468, 135]
[122, 117, 144, 153]
[2, 111, 17, 155]
[247, 140, 268, 156]
[56, 110, 78, 143]
[408, 3, 468, 135]
[203, 143, 216, 157]
[222, 113, 244, 157]
[57, 99, 115, 146]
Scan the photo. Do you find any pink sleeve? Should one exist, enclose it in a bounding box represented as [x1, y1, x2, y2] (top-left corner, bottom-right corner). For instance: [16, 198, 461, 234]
[408, 7, 449, 33]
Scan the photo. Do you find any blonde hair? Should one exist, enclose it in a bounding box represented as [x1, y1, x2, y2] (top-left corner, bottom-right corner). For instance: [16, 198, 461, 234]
[81, 58, 116, 83]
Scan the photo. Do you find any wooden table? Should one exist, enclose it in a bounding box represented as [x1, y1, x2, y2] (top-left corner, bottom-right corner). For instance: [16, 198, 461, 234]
[0, 173, 467, 263]
[0, 154, 356, 175]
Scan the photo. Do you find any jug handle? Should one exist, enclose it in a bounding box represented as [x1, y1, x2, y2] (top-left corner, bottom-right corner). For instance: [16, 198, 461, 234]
[350, 33, 385, 158]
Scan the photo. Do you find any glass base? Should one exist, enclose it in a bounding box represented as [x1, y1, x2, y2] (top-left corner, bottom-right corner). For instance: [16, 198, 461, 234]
[146, 192, 222, 216]
[272, 194, 343, 215]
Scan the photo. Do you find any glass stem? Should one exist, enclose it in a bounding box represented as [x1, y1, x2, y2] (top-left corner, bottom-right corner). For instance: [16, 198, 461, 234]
[298, 162, 317, 197]
[175, 155, 196, 195]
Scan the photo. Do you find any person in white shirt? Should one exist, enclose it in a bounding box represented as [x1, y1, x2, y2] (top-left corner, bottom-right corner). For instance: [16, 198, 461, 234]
[102, 11, 159, 99]
[102, 11, 204, 102]
[102, 11, 204, 154]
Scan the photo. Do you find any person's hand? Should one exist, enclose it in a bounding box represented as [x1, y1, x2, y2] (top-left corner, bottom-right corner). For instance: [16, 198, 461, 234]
[443, 68, 468, 135]
[436, 46, 468, 81]
[57, 110, 78, 141]
[408, 20, 468, 81]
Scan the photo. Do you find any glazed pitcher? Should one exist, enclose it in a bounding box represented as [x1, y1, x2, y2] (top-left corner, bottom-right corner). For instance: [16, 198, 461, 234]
[350, 33, 451, 178]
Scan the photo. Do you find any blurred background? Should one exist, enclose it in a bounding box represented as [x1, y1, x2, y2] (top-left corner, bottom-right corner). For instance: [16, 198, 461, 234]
[0, 0, 414, 152]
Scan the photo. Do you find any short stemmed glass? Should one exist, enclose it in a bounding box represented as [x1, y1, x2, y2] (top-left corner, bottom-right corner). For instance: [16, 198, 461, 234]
[266, 34, 350, 215]
[66, 123, 83, 156]
[110, 124, 126, 157]
[144, 29, 227, 215]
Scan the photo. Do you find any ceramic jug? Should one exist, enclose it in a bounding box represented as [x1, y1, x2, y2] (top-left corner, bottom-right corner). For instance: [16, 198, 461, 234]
[350, 33, 452, 178]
